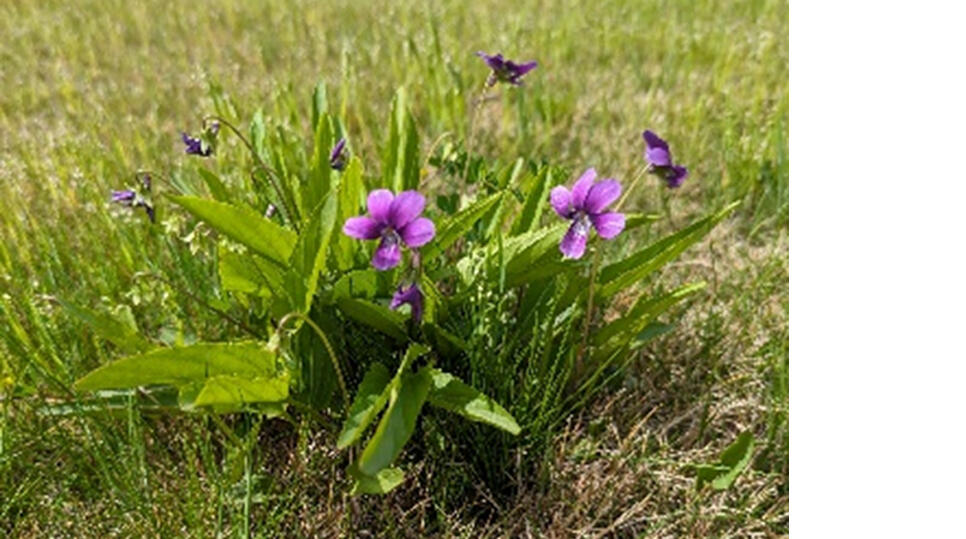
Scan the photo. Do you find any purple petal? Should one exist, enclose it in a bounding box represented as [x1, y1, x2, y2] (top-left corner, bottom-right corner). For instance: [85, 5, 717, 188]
[549, 186, 573, 218]
[372, 238, 401, 270]
[330, 138, 346, 162]
[111, 190, 136, 204]
[591, 212, 625, 239]
[511, 61, 538, 76]
[646, 146, 671, 167]
[390, 284, 424, 323]
[666, 165, 689, 189]
[477, 51, 505, 71]
[367, 189, 394, 223]
[571, 168, 596, 210]
[400, 217, 435, 248]
[388, 190, 426, 229]
[559, 221, 589, 259]
[642, 130, 669, 151]
[583, 179, 622, 214]
[343, 216, 383, 240]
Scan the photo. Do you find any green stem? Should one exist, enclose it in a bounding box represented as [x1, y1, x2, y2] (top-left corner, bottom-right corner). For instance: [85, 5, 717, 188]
[574, 248, 602, 379]
[274, 312, 350, 409]
[616, 164, 651, 210]
[203, 115, 301, 231]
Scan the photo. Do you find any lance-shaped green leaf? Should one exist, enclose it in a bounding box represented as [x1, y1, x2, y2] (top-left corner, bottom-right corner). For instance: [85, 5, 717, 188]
[511, 167, 553, 235]
[171, 196, 297, 265]
[427, 369, 521, 435]
[75, 342, 276, 392]
[382, 87, 420, 192]
[593, 282, 707, 349]
[422, 191, 505, 261]
[349, 465, 405, 496]
[336, 298, 408, 341]
[357, 366, 432, 476]
[305, 111, 333, 214]
[197, 167, 232, 203]
[333, 157, 366, 271]
[597, 202, 738, 298]
[284, 193, 338, 314]
[337, 363, 392, 449]
[193, 373, 290, 407]
[57, 298, 150, 354]
[695, 432, 756, 490]
[218, 246, 284, 298]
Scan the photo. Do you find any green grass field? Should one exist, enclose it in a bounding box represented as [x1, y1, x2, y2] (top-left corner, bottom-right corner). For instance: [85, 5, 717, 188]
[0, 0, 787, 535]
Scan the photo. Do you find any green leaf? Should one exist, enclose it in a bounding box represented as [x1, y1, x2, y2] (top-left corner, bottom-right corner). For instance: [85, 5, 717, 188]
[58, 299, 150, 354]
[311, 79, 328, 130]
[422, 191, 505, 261]
[427, 369, 521, 435]
[75, 342, 277, 392]
[171, 196, 297, 266]
[333, 157, 366, 270]
[597, 202, 738, 298]
[305, 112, 333, 215]
[192, 373, 289, 407]
[284, 193, 338, 313]
[695, 432, 756, 490]
[336, 298, 407, 341]
[197, 167, 232, 202]
[251, 108, 268, 162]
[349, 466, 405, 495]
[593, 282, 707, 348]
[382, 87, 420, 192]
[337, 363, 391, 449]
[511, 167, 552, 235]
[218, 246, 284, 298]
[357, 366, 432, 476]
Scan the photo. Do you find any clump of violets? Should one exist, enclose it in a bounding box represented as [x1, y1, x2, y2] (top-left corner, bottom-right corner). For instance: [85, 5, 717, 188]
[390, 283, 424, 323]
[643, 130, 688, 188]
[343, 189, 435, 270]
[330, 138, 348, 171]
[476, 52, 538, 86]
[549, 168, 625, 259]
[111, 173, 155, 222]
[182, 120, 220, 157]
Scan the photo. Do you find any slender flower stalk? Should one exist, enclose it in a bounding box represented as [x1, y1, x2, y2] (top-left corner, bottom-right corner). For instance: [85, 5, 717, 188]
[343, 189, 435, 270]
[549, 169, 626, 259]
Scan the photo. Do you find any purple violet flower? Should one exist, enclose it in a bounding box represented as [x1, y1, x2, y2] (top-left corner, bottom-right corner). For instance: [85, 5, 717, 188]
[181, 132, 212, 157]
[643, 130, 688, 188]
[549, 168, 626, 259]
[343, 189, 436, 270]
[264, 203, 277, 219]
[390, 283, 424, 323]
[476, 51, 538, 86]
[330, 138, 348, 171]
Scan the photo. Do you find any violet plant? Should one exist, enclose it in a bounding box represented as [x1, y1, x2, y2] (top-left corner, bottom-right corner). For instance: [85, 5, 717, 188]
[69, 76, 734, 496]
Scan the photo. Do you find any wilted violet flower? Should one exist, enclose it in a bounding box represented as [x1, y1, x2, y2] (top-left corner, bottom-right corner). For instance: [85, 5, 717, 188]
[111, 190, 137, 205]
[343, 189, 435, 270]
[549, 168, 625, 259]
[643, 130, 688, 188]
[476, 52, 538, 86]
[390, 283, 424, 323]
[330, 138, 348, 171]
[110, 189, 155, 223]
[181, 132, 212, 157]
